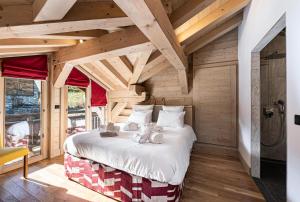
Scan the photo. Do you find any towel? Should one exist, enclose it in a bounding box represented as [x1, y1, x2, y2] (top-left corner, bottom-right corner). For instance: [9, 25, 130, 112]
[132, 125, 151, 144]
[150, 132, 164, 144]
[100, 131, 118, 137]
[132, 133, 149, 144]
[123, 122, 139, 131]
[100, 122, 119, 137]
[146, 123, 163, 133]
[152, 125, 163, 133]
[105, 122, 115, 132]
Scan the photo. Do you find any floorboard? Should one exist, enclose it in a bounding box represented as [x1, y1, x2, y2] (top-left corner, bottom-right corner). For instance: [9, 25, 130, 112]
[0, 147, 265, 202]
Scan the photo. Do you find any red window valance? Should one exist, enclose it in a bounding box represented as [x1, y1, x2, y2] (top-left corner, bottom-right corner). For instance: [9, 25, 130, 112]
[65, 68, 90, 87]
[1, 55, 48, 80]
[91, 80, 107, 106]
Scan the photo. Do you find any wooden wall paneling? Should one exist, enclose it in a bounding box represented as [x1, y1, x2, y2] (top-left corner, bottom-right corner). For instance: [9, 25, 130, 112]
[144, 66, 193, 106]
[85, 85, 92, 130]
[193, 29, 238, 66]
[49, 58, 62, 158]
[0, 77, 4, 148]
[41, 80, 49, 159]
[193, 65, 237, 147]
[59, 86, 68, 155]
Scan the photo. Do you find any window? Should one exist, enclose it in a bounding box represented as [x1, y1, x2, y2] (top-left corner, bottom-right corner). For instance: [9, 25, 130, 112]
[67, 86, 86, 135]
[4, 78, 42, 158]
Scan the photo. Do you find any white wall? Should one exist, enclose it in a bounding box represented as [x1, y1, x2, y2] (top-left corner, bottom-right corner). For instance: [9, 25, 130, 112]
[238, 0, 300, 201]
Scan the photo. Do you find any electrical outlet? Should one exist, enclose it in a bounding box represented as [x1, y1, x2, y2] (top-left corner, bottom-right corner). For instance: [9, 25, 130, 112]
[295, 115, 300, 125]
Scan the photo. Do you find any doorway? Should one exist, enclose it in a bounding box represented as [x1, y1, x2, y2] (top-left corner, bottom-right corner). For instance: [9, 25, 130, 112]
[1, 77, 48, 168]
[250, 14, 286, 202]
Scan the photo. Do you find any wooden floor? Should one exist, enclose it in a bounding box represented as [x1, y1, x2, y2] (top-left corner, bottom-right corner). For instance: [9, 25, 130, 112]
[0, 146, 265, 202]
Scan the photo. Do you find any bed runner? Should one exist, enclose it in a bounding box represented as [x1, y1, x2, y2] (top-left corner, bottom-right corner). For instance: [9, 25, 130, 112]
[64, 153, 182, 202]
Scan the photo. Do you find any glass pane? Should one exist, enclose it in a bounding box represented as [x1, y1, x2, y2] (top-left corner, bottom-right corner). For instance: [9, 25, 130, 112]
[67, 86, 86, 135]
[5, 78, 42, 161]
[91, 106, 106, 129]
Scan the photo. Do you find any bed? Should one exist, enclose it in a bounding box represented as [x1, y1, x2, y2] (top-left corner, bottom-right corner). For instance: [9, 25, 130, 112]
[64, 106, 196, 202]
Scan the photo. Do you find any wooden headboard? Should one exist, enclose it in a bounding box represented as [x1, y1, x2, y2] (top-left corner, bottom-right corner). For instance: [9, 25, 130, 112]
[152, 105, 193, 126]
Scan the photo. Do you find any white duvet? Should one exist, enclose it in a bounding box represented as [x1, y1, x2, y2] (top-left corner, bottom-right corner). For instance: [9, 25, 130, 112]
[63, 124, 197, 185]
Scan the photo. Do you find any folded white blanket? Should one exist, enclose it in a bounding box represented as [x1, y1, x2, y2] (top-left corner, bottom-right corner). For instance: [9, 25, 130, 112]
[150, 132, 164, 144]
[123, 122, 139, 131]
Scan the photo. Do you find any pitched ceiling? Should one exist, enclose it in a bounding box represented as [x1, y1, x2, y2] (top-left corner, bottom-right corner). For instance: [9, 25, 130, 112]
[0, 0, 250, 94]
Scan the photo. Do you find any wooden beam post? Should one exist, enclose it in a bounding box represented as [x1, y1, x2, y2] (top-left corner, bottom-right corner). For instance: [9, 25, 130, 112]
[113, 0, 189, 93]
[33, 0, 77, 22]
[129, 49, 153, 84]
[53, 63, 73, 88]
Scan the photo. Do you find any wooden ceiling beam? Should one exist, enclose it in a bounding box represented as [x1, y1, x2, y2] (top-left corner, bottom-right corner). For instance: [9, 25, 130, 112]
[0, 38, 78, 48]
[106, 56, 133, 81]
[76, 64, 112, 91]
[33, 0, 77, 22]
[108, 90, 147, 103]
[100, 60, 128, 89]
[177, 0, 250, 44]
[138, 58, 171, 83]
[129, 49, 153, 84]
[25, 30, 108, 40]
[54, 27, 153, 66]
[0, 1, 133, 38]
[53, 63, 73, 88]
[0, 47, 58, 58]
[170, 0, 215, 29]
[111, 102, 127, 122]
[113, 0, 189, 94]
[185, 13, 243, 54]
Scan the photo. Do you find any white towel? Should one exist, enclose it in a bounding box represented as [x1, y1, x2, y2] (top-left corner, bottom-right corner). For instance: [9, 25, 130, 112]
[131, 133, 148, 144]
[152, 125, 163, 132]
[123, 122, 139, 131]
[132, 125, 151, 144]
[150, 132, 164, 144]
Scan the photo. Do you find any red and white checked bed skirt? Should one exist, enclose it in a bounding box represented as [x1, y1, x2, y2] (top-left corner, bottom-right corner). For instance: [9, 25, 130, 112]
[64, 153, 183, 202]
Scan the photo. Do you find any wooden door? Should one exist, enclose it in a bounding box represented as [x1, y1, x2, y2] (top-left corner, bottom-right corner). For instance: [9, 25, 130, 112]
[193, 65, 237, 147]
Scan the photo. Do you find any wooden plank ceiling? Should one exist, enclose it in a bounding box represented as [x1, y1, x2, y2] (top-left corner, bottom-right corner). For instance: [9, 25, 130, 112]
[0, 0, 250, 120]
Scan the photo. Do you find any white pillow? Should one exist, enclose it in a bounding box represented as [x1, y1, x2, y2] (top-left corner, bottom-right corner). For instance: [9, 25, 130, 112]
[162, 105, 184, 112]
[133, 105, 154, 111]
[157, 110, 185, 128]
[128, 110, 152, 124]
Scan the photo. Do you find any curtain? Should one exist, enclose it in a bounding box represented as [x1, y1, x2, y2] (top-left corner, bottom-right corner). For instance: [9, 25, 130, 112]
[1, 55, 48, 80]
[65, 68, 90, 87]
[91, 80, 107, 106]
